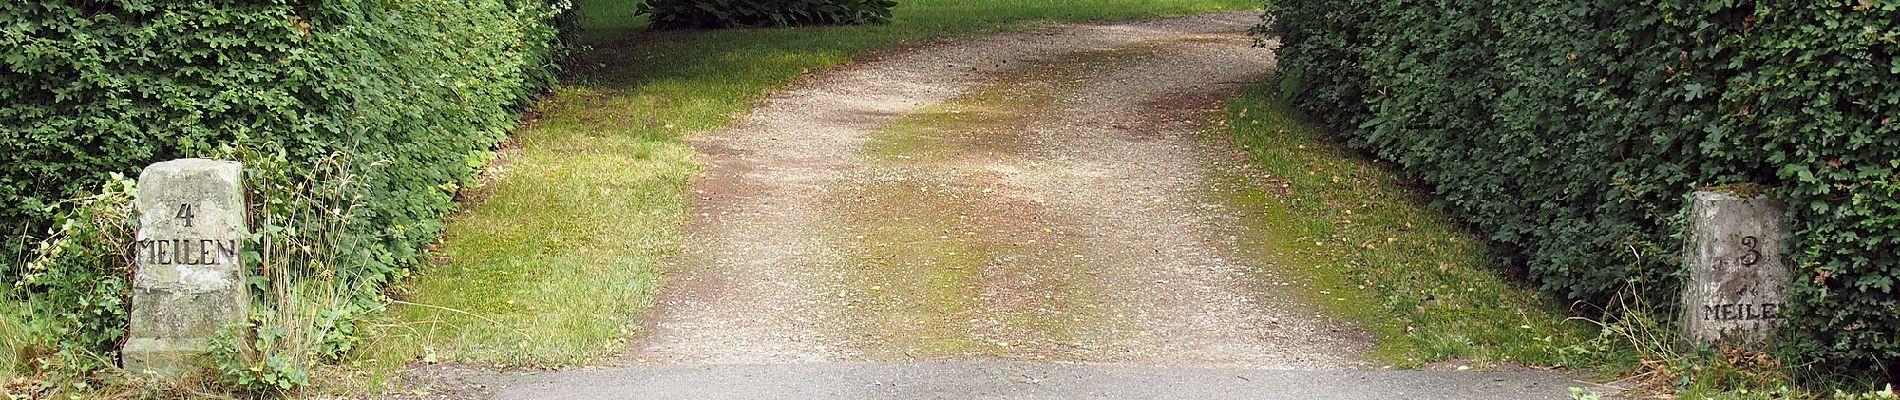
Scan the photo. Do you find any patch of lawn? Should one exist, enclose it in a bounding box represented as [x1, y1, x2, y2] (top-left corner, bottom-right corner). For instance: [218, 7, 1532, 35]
[1211, 82, 1607, 369]
[375, 0, 1258, 373]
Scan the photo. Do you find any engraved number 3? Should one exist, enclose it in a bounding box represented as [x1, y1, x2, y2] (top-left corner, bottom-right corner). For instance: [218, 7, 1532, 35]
[1738, 236, 1761, 266]
[176, 203, 195, 227]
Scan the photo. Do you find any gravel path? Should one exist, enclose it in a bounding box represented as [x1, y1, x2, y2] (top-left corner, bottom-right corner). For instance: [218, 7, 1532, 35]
[405, 12, 1581, 400]
[628, 11, 1364, 367]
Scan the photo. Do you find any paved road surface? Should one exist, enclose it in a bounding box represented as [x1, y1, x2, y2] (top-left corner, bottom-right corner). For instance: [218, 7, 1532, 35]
[481, 362, 1578, 399]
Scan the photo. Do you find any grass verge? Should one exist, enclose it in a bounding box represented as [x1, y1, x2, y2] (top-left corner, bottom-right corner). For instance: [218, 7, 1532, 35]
[1211, 82, 1608, 369]
[376, 0, 1258, 373]
[1218, 83, 1900, 399]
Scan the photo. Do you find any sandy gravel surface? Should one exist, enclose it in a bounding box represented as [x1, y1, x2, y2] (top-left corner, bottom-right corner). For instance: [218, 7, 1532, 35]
[394, 13, 1594, 400]
[627, 11, 1368, 368]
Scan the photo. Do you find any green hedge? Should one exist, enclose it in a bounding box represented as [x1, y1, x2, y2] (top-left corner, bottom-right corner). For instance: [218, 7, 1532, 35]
[1261, 1, 1897, 381]
[635, 0, 896, 30]
[1, 0, 567, 289]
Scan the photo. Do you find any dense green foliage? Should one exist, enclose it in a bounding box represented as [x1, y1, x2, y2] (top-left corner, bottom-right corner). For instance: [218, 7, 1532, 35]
[6, 149, 383, 393]
[1, 0, 567, 387]
[636, 0, 897, 29]
[1, 0, 566, 290]
[1261, 1, 1898, 381]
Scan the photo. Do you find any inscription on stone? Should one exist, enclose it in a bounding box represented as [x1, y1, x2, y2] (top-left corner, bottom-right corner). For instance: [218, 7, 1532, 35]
[136, 238, 241, 266]
[1680, 191, 1791, 347]
[123, 159, 250, 376]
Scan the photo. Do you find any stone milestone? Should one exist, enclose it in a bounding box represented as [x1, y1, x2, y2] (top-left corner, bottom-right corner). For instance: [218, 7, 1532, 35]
[1680, 190, 1792, 347]
[123, 159, 250, 376]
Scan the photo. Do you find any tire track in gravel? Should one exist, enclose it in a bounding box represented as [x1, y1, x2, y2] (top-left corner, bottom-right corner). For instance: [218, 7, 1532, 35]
[626, 11, 1370, 368]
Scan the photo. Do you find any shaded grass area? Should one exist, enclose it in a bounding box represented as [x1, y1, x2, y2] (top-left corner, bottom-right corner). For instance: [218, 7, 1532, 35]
[380, 0, 1257, 371]
[1211, 83, 1608, 369]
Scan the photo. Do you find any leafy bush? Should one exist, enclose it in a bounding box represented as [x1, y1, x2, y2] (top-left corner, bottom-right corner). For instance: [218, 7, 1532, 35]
[636, 0, 897, 30]
[6, 148, 389, 394]
[8, 176, 138, 377]
[2, 0, 568, 391]
[1, 0, 568, 293]
[1260, 1, 1897, 382]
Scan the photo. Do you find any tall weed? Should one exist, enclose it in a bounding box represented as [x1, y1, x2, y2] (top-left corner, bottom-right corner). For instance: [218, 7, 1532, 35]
[203, 148, 379, 396]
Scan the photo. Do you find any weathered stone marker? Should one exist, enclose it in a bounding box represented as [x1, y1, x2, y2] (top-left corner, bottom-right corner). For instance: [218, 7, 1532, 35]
[124, 159, 250, 375]
[1680, 190, 1791, 347]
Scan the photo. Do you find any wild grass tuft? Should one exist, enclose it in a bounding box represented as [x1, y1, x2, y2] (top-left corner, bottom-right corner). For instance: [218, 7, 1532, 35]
[0, 293, 41, 388]
[201, 150, 381, 396]
[1560, 290, 1897, 399]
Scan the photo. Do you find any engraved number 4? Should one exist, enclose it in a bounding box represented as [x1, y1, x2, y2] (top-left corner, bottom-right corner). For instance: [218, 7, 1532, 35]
[177, 203, 195, 227]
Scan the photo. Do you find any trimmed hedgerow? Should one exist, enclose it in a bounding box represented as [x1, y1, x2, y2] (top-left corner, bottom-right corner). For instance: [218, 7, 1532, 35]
[636, 0, 896, 30]
[1261, 1, 1896, 381]
[1, 0, 567, 288]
